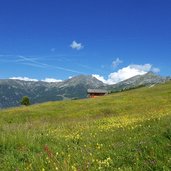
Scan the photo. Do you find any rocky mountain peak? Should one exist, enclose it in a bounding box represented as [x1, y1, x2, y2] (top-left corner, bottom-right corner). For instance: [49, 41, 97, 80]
[0, 73, 170, 108]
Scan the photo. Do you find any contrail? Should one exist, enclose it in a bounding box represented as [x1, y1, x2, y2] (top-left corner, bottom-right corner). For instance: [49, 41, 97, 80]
[18, 56, 84, 74]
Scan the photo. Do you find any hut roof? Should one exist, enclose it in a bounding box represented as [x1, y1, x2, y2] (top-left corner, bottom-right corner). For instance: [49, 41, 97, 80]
[87, 89, 108, 94]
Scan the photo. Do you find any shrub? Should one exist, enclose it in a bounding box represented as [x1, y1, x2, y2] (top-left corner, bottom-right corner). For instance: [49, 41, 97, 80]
[21, 96, 30, 106]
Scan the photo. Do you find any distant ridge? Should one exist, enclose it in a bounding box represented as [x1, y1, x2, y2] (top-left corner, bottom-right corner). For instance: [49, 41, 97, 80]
[0, 72, 170, 108]
[107, 72, 170, 92]
[0, 75, 105, 108]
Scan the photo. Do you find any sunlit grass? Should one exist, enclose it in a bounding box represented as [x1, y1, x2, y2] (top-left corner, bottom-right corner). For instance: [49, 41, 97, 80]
[0, 82, 171, 170]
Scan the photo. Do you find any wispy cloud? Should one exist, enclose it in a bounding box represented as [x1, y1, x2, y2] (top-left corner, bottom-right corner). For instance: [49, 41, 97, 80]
[10, 77, 38, 82]
[112, 58, 123, 68]
[18, 55, 101, 73]
[0, 54, 101, 74]
[19, 62, 47, 68]
[9, 77, 63, 82]
[70, 41, 84, 50]
[17, 56, 84, 74]
[16, 56, 40, 63]
[41, 78, 62, 83]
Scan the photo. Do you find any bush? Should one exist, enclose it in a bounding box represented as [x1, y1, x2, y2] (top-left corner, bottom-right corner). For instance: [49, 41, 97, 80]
[21, 96, 30, 106]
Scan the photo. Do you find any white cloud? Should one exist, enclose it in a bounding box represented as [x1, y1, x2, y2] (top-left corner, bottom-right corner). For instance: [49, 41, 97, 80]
[10, 77, 38, 82]
[92, 74, 107, 84]
[107, 65, 146, 84]
[41, 78, 62, 83]
[112, 58, 123, 68]
[129, 64, 160, 73]
[129, 64, 152, 72]
[9, 77, 62, 83]
[70, 41, 84, 50]
[68, 76, 73, 79]
[93, 64, 160, 85]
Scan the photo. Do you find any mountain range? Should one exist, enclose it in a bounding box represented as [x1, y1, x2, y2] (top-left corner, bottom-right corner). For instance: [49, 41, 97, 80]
[107, 72, 170, 92]
[0, 72, 170, 108]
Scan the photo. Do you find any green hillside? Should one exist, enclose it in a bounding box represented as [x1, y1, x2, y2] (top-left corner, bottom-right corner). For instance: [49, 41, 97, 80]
[0, 82, 171, 171]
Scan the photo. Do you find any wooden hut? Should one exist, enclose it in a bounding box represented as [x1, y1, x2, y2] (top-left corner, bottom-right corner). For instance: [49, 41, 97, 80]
[87, 89, 108, 98]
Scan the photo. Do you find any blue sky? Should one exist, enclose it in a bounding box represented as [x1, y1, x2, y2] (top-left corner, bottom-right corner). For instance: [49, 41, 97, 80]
[0, 0, 171, 84]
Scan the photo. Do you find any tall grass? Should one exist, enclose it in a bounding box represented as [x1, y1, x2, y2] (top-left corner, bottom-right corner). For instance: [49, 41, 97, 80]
[0, 82, 171, 170]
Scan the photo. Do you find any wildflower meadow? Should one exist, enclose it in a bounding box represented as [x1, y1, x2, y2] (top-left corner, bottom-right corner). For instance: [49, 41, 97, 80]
[0, 82, 171, 170]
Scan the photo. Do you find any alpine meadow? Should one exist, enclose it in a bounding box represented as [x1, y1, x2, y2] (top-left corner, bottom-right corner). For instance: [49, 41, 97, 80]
[0, 81, 171, 171]
[0, 1, 171, 171]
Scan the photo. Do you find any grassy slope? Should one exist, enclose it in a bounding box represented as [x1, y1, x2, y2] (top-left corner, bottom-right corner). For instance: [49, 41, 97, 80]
[0, 82, 171, 171]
